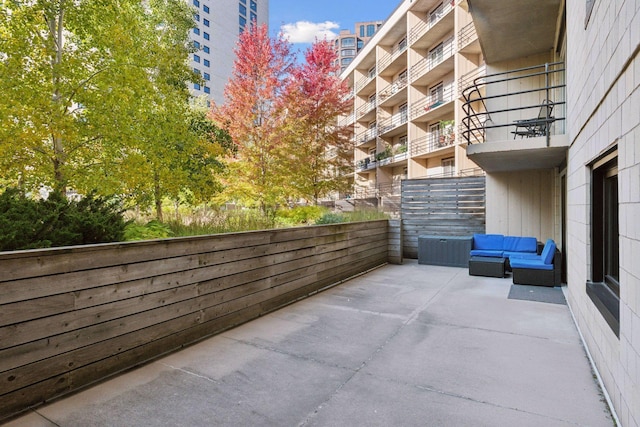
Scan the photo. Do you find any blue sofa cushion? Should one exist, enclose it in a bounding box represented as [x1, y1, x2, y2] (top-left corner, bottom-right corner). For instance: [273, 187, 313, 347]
[473, 234, 504, 250]
[470, 249, 504, 257]
[540, 239, 556, 264]
[510, 258, 554, 270]
[503, 236, 537, 253]
[504, 251, 538, 259]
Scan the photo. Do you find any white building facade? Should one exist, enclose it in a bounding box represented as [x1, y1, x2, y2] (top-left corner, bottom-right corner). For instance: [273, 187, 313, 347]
[189, 0, 269, 105]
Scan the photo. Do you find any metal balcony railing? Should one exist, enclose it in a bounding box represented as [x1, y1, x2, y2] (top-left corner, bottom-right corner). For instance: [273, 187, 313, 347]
[356, 155, 377, 171]
[338, 113, 355, 127]
[379, 75, 408, 102]
[410, 132, 455, 157]
[356, 128, 378, 145]
[378, 38, 408, 73]
[378, 110, 408, 135]
[355, 73, 375, 93]
[461, 62, 566, 145]
[458, 65, 486, 94]
[356, 98, 377, 118]
[408, 0, 455, 45]
[410, 37, 455, 83]
[410, 84, 455, 119]
[458, 22, 477, 50]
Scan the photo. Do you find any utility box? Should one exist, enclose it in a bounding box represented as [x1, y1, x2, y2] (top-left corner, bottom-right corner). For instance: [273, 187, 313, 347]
[418, 235, 473, 268]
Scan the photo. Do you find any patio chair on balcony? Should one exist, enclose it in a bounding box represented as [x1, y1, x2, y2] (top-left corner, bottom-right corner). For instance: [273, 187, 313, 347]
[511, 100, 555, 139]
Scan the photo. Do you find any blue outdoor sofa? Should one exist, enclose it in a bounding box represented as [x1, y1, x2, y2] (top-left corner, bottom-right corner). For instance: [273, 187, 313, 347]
[470, 234, 538, 259]
[510, 239, 561, 287]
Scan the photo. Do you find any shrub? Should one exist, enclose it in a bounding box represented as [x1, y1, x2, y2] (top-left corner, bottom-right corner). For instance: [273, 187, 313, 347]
[0, 188, 129, 251]
[315, 212, 345, 224]
[276, 205, 327, 225]
[123, 220, 173, 241]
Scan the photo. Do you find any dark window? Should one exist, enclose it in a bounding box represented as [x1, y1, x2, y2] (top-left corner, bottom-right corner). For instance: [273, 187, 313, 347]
[193, 54, 200, 63]
[203, 59, 210, 67]
[239, 4, 246, 15]
[193, 0, 199, 6]
[587, 149, 619, 336]
[204, 86, 211, 94]
[203, 32, 210, 40]
[341, 37, 355, 47]
[193, 28, 200, 35]
[250, 0, 257, 12]
[239, 16, 246, 27]
[357, 39, 364, 50]
[204, 72, 210, 80]
[203, 45, 210, 53]
[203, 18, 209, 27]
[250, 12, 257, 23]
[367, 24, 375, 37]
[203, 5, 209, 13]
[359, 25, 365, 37]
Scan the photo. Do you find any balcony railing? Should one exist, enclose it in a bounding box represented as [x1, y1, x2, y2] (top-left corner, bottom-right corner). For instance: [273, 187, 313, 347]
[338, 113, 355, 127]
[378, 110, 408, 135]
[356, 127, 378, 145]
[458, 65, 486, 94]
[408, 0, 454, 45]
[462, 62, 566, 145]
[356, 155, 377, 171]
[356, 98, 377, 118]
[378, 38, 408, 72]
[355, 73, 375, 93]
[410, 37, 455, 83]
[378, 75, 408, 102]
[458, 22, 477, 50]
[410, 132, 455, 157]
[410, 84, 455, 119]
[377, 144, 408, 166]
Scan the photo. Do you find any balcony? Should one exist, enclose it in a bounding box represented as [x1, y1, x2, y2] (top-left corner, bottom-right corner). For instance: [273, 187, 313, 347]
[378, 75, 408, 107]
[338, 113, 355, 127]
[409, 0, 455, 48]
[462, 62, 569, 172]
[377, 144, 408, 167]
[354, 73, 376, 95]
[356, 98, 377, 122]
[13, 259, 613, 426]
[377, 38, 408, 77]
[458, 21, 480, 53]
[410, 37, 455, 85]
[410, 131, 455, 157]
[356, 127, 378, 146]
[356, 154, 377, 172]
[378, 111, 408, 137]
[410, 84, 455, 122]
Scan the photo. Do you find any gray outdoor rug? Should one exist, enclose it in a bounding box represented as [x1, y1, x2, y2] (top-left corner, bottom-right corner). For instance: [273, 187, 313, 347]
[508, 284, 567, 305]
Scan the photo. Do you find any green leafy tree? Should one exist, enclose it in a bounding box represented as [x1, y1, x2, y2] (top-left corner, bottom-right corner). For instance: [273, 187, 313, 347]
[0, 0, 198, 198]
[210, 24, 294, 216]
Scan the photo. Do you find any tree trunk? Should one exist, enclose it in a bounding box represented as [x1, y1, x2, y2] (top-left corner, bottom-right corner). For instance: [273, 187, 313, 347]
[154, 171, 163, 221]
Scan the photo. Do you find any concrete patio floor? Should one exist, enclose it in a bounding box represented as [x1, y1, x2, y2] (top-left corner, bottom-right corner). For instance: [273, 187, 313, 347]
[6, 260, 614, 426]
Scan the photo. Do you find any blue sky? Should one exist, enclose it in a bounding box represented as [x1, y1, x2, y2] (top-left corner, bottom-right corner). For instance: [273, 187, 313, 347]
[268, 0, 396, 46]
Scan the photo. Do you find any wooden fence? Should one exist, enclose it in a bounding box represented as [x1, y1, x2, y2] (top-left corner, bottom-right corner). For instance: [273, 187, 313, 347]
[401, 177, 486, 258]
[0, 221, 388, 421]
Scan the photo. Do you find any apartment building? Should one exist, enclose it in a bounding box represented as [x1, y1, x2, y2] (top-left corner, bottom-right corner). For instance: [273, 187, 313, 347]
[189, 0, 269, 104]
[463, 0, 639, 425]
[338, 0, 482, 206]
[334, 21, 383, 74]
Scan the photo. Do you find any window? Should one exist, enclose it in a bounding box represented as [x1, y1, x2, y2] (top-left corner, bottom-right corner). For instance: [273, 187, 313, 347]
[194, 13, 199, 21]
[203, 18, 209, 27]
[193, 41, 200, 48]
[203, 59, 210, 67]
[194, 54, 200, 63]
[203, 5, 209, 13]
[193, 0, 199, 6]
[399, 103, 408, 123]
[360, 25, 365, 37]
[203, 32, 210, 40]
[341, 37, 355, 47]
[204, 86, 211, 94]
[250, 0, 257, 11]
[357, 39, 364, 49]
[397, 37, 407, 52]
[442, 158, 455, 176]
[367, 24, 376, 37]
[204, 72, 210, 80]
[430, 82, 444, 103]
[430, 43, 444, 64]
[341, 49, 356, 56]
[341, 57, 353, 66]
[368, 66, 376, 78]
[194, 68, 201, 74]
[240, 0, 245, 3]
[587, 148, 619, 336]
[430, 2, 444, 23]
[239, 16, 246, 27]
[239, 4, 246, 15]
[203, 45, 210, 53]
[194, 83, 201, 90]
[250, 12, 257, 23]
[193, 28, 200, 35]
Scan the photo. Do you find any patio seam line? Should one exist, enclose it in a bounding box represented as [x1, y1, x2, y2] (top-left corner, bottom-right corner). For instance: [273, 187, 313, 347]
[361, 370, 586, 426]
[296, 267, 461, 426]
[31, 410, 60, 427]
[158, 363, 220, 384]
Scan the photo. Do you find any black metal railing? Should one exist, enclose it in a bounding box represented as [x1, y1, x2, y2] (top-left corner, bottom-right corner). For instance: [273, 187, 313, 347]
[461, 62, 566, 145]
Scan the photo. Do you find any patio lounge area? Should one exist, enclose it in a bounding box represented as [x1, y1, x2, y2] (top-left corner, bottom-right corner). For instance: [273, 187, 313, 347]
[7, 261, 613, 426]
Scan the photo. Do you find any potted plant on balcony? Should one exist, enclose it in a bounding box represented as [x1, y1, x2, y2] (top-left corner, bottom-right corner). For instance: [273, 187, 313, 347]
[439, 120, 455, 147]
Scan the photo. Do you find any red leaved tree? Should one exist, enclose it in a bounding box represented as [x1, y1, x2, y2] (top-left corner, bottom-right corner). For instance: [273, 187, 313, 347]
[281, 39, 354, 205]
[210, 24, 294, 215]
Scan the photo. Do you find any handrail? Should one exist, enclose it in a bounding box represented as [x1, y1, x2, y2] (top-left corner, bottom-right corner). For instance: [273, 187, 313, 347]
[356, 127, 378, 145]
[378, 38, 408, 72]
[461, 62, 566, 146]
[458, 22, 477, 49]
[410, 37, 455, 83]
[356, 97, 377, 118]
[410, 83, 455, 119]
[408, 0, 454, 45]
[379, 75, 408, 102]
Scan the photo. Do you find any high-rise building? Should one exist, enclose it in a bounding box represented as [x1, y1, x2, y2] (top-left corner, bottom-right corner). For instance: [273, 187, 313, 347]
[334, 21, 383, 74]
[188, 0, 269, 105]
[338, 0, 481, 207]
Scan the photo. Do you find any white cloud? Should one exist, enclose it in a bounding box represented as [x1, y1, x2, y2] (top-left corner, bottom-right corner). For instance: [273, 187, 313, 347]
[280, 21, 340, 44]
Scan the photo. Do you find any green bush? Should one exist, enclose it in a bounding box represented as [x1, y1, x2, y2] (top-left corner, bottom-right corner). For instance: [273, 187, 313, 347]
[0, 188, 129, 251]
[123, 220, 173, 241]
[315, 212, 346, 224]
[276, 205, 327, 225]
